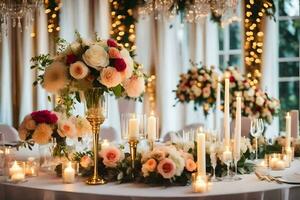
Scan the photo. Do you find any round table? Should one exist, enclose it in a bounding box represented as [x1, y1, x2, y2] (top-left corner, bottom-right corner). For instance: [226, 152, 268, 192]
[1, 160, 300, 200]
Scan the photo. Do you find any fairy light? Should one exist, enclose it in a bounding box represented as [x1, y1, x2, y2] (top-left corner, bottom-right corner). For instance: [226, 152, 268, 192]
[146, 74, 157, 113]
[45, 0, 61, 34]
[244, 0, 274, 86]
[110, 0, 137, 51]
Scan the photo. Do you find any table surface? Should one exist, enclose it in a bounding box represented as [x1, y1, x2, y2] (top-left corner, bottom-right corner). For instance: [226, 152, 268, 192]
[1, 160, 300, 200]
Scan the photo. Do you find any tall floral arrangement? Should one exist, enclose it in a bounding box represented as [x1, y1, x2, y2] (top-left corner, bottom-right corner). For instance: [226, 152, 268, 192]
[221, 67, 280, 124]
[174, 64, 217, 116]
[31, 32, 146, 115]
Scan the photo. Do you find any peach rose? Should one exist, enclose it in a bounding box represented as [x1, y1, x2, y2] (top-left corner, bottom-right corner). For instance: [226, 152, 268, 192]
[57, 119, 77, 138]
[123, 75, 145, 98]
[69, 61, 89, 80]
[108, 47, 121, 58]
[100, 146, 124, 168]
[75, 117, 92, 137]
[142, 158, 157, 177]
[98, 67, 122, 88]
[80, 155, 94, 168]
[185, 159, 196, 172]
[157, 158, 176, 179]
[32, 123, 53, 144]
[18, 128, 28, 141]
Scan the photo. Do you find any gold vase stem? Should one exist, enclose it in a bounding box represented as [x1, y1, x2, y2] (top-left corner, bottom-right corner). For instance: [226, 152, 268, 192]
[129, 140, 138, 178]
[86, 117, 106, 185]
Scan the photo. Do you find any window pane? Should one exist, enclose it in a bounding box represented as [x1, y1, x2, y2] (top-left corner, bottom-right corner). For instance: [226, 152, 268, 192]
[279, 19, 300, 58]
[279, 0, 300, 17]
[279, 62, 300, 77]
[218, 26, 224, 51]
[219, 55, 225, 70]
[229, 22, 241, 49]
[279, 81, 300, 130]
[229, 54, 241, 67]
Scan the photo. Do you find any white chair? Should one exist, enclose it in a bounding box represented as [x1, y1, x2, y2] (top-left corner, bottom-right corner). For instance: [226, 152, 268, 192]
[100, 126, 118, 142]
[0, 124, 19, 143]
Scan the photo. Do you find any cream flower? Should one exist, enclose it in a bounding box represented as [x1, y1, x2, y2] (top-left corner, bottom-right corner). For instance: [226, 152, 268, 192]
[43, 62, 69, 93]
[25, 119, 36, 130]
[82, 45, 109, 70]
[123, 75, 145, 98]
[191, 85, 201, 97]
[70, 41, 81, 54]
[256, 96, 265, 106]
[32, 123, 53, 144]
[18, 128, 28, 141]
[57, 119, 77, 138]
[75, 116, 92, 137]
[80, 155, 94, 168]
[69, 61, 89, 80]
[98, 67, 122, 88]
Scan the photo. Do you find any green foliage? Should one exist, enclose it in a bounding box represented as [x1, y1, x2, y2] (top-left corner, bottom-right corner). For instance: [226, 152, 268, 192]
[30, 54, 53, 85]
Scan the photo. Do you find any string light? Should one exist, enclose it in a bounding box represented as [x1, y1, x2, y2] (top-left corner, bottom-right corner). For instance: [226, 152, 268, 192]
[45, 0, 61, 34]
[244, 0, 274, 86]
[110, 0, 137, 51]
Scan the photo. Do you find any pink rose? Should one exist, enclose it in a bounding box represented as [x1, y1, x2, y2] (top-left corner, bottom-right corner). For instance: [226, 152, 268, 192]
[98, 67, 122, 88]
[157, 158, 176, 179]
[111, 58, 127, 72]
[123, 75, 145, 98]
[100, 146, 124, 168]
[108, 47, 121, 59]
[107, 39, 118, 48]
[185, 159, 196, 172]
[69, 61, 89, 79]
[80, 155, 94, 168]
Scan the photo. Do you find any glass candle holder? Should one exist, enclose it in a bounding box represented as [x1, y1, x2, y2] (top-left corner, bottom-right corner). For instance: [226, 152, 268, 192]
[7, 161, 26, 183]
[268, 153, 285, 170]
[282, 146, 294, 164]
[25, 157, 39, 177]
[62, 161, 77, 184]
[121, 113, 146, 142]
[192, 173, 211, 193]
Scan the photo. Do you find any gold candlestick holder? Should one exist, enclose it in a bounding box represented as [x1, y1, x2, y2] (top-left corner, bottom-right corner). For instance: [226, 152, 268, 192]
[129, 140, 139, 178]
[86, 116, 106, 185]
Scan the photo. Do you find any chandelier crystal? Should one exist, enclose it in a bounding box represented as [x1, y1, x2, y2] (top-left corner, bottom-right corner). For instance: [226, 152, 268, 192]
[138, 0, 240, 24]
[0, 0, 43, 39]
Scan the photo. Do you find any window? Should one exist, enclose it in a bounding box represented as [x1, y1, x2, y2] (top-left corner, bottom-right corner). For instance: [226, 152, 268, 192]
[218, 21, 243, 70]
[277, 0, 300, 130]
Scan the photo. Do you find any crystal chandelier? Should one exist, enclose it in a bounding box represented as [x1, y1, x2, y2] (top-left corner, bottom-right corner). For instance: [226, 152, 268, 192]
[0, 0, 43, 38]
[138, 0, 240, 24]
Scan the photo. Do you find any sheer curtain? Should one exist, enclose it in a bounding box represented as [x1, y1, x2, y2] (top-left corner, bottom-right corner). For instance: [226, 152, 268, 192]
[0, 7, 52, 128]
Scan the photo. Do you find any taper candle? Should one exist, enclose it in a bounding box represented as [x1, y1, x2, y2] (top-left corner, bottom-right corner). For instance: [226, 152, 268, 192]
[197, 131, 206, 176]
[286, 112, 291, 148]
[224, 78, 230, 146]
[234, 94, 241, 159]
[128, 114, 139, 141]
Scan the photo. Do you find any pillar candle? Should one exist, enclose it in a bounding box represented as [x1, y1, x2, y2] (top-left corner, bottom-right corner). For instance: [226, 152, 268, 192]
[9, 161, 23, 176]
[234, 94, 241, 160]
[215, 75, 221, 140]
[197, 132, 206, 176]
[128, 115, 139, 141]
[147, 113, 157, 141]
[286, 112, 291, 148]
[224, 78, 230, 146]
[63, 162, 75, 183]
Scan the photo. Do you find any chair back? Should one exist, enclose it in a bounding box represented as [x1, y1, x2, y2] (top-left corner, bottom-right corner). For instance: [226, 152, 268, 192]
[0, 124, 19, 143]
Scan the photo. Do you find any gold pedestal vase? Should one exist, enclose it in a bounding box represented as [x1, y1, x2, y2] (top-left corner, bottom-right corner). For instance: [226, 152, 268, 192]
[84, 88, 107, 185]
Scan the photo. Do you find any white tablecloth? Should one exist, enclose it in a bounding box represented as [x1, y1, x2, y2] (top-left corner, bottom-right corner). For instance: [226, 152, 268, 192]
[1, 160, 300, 200]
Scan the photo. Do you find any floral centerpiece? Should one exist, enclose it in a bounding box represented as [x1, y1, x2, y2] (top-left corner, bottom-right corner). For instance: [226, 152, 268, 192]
[18, 110, 92, 158]
[174, 64, 217, 116]
[31, 32, 146, 115]
[221, 67, 280, 124]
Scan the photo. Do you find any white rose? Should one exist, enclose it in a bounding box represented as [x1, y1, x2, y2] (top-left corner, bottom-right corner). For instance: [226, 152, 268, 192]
[256, 96, 265, 106]
[70, 41, 81, 54]
[247, 88, 255, 97]
[70, 61, 89, 79]
[82, 45, 109, 70]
